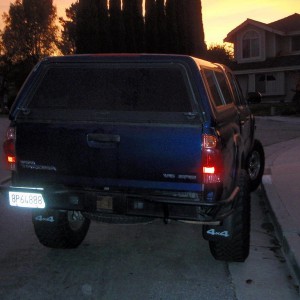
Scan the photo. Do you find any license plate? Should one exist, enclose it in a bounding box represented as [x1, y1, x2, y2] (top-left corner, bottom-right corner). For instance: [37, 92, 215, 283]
[97, 196, 113, 210]
[9, 191, 45, 208]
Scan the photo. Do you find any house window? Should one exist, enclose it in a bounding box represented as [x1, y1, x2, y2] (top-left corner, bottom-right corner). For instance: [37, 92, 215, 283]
[242, 31, 260, 58]
[292, 36, 300, 52]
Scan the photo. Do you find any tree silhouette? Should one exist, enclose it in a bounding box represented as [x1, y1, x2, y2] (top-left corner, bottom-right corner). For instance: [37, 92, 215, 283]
[1, 0, 58, 64]
[76, 0, 111, 53]
[205, 43, 234, 64]
[156, 0, 167, 53]
[97, 0, 112, 52]
[186, 0, 206, 57]
[123, 0, 144, 52]
[61, 0, 206, 56]
[0, 0, 59, 109]
[145, 0, 168, 53]
[110, 0, 126, 52]
[145, 0, 158, 52]
[165, 0, 205, 56]
[59, 2, 79, 54]
[165, 0, 181, 54]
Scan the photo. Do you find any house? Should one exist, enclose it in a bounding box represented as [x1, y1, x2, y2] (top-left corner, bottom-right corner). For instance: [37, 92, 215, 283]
[224, 13, 300, 102]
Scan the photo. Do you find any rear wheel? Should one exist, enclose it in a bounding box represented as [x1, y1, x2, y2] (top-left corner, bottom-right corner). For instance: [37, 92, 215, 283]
[247, 139, 265, 191]
[208, 170, 251, 262]
[32, 209, 90, 248]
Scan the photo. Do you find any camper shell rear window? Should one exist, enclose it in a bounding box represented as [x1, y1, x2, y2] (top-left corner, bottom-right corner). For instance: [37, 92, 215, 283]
[25, 63, 196, 119]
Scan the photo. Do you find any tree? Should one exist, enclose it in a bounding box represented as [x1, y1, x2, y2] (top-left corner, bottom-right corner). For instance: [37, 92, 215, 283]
[76, 0, 111, 54]
[205, 43, 234, 65]
[97, 0, 112, 52]
[59, 1, 79, 55]
[59, 0, 206, 55]
[165, 0, 181, 54]
[0, 0, 59, 107]
[145, 0, 158, 52]
[165, 0, 206, 57]
[145, 0, 167, 53]
[186, 0, 206, 57]
[1, 0, 59, 64]
[156, 0, 167, 53]
[123, 0, 144, 52]
[110, 0, 126, 52]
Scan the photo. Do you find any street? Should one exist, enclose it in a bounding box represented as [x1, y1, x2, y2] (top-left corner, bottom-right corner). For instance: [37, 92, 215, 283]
[0, 116, 299, 299]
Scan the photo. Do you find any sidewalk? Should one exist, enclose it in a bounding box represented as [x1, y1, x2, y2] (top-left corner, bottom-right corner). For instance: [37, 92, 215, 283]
[262, 119, 300, 286]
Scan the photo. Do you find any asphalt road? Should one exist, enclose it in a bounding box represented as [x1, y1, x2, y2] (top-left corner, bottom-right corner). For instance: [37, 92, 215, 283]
[0, 116, 299, 300]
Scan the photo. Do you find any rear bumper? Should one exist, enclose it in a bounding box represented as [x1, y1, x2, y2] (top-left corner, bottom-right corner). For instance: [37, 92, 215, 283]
[0, 182, 240, 225]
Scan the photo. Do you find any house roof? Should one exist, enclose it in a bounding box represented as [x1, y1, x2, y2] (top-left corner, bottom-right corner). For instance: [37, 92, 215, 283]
[227, 54, 300, 73]
[268, 13, 300, 33]
[224, 13, 300, 43]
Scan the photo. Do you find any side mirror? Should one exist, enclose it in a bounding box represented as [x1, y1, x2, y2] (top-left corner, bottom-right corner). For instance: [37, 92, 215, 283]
[247, 92, 262, 104]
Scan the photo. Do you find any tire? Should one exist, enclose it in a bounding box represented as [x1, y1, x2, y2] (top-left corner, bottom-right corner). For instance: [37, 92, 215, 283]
[32, 209, 90, 249]
[209, 170, 251, 262]
[247, 139, 265, 191]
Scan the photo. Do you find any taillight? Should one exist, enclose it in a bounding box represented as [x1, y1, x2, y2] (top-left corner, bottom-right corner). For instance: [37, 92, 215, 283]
[3, 127, 16, 171]
[201, 134, 223, 184]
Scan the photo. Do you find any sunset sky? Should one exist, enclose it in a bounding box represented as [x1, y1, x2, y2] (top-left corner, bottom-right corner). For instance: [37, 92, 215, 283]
[0, 0, 299, 46]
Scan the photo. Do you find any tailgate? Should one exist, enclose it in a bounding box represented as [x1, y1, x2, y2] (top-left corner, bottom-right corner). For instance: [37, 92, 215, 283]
[15, 122, 203, 192]
[12, 58, 206, 192]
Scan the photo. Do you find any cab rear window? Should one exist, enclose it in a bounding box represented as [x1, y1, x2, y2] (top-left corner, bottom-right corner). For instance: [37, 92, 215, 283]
[28, 63, 193, 113]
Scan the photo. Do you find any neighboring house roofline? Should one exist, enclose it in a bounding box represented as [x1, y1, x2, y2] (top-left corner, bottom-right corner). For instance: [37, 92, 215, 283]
[224, 19, 283, 43]
[224, 13, 300, 43]
[268, 13, 300, 33]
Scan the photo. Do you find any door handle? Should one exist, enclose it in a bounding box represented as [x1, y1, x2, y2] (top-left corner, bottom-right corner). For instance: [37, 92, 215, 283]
[87, 133, 120, 148]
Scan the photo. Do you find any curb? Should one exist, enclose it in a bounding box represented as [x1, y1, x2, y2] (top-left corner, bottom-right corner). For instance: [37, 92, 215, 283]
[0, 177, 11, 185]
[262, 175, 300, 288]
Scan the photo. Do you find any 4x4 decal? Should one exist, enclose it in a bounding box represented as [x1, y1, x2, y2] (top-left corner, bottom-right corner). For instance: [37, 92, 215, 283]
[206, 229, 230, 238]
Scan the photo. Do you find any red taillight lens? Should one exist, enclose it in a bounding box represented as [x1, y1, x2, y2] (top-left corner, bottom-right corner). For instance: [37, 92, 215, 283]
[201, 134, 223, 184]
[3, 127, 16, 171]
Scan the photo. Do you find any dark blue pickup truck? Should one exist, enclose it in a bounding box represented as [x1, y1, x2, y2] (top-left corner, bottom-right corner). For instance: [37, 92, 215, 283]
[2, 54, 264, 262]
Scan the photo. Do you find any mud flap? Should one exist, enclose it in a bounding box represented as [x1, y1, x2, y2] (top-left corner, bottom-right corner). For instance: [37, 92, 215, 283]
[202, 213, 234, 241]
